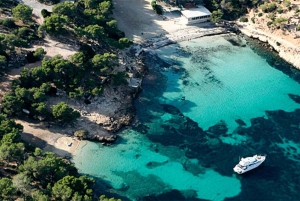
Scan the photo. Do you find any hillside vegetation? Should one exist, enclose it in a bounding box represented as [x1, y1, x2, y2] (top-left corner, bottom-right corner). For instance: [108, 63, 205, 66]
[0, 0, 131, 200]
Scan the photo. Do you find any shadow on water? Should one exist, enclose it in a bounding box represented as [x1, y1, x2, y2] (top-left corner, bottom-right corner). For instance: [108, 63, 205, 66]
[246, 36, 300, 84]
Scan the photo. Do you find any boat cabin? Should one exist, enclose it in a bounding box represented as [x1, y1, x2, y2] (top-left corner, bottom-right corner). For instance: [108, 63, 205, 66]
[239, 156, 257, 166]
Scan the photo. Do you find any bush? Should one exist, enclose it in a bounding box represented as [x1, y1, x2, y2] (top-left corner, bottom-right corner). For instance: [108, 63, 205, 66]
[260, 2, 277, 13]
[74, 129, 88, 140]
[258, 12, 262, 17]
[12, 4, 33, 23]
[151, 0, 163, 15]
[118, 38, 133, 49]
[240, 17, 248, 22]
[151, 0, 156, 10]
[3, 18, 15, 28]
[297, 25, 300, 31]
[268, 13, 276, 21]
[26, 48, 46, 63]
[283, 0, 291, 7]
[267, 21, 273, 27]
[41, 9, 51, 18]
[33, 47, 46, 60]
[17, 27, 30, 39]
[273, 17, 288, 25]
[251, 17, 255, 23]
[277, 6, 284, 14]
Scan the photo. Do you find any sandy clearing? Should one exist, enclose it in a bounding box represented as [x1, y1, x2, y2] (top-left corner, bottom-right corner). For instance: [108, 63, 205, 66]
[17, 119, 79, 157]
[113, 0, 191, 42]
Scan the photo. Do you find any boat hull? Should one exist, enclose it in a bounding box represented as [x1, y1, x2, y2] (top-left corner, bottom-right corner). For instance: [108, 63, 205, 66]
[233, 155, 266, 174]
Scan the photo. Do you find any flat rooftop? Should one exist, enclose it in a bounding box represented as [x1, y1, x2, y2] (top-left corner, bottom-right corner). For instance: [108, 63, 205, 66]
[181, 6, 211, 18]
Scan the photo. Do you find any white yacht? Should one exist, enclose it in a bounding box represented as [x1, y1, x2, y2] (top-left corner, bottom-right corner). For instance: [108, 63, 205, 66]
[233, 154, 266, 174]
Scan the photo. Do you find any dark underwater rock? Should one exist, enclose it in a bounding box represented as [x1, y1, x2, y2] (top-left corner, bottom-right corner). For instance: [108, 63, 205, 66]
[288, 94, 300, 104]
[133, 123, 149, 134]
[235, 119, 246, 126]
[86, 134, 117, 143]
[207, 120, 228, 136]
[161, 104, 182, 116]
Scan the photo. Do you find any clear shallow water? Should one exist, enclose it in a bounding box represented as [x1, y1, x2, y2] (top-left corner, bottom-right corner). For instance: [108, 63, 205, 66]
[73, 34, 300, 200]
[156, 35, 300, 133]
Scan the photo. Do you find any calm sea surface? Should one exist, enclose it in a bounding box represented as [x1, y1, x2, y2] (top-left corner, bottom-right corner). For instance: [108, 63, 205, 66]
[73, 34, 300, 200]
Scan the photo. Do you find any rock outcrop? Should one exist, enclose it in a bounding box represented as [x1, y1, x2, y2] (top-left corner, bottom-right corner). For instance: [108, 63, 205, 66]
[86, 134, 117, 143]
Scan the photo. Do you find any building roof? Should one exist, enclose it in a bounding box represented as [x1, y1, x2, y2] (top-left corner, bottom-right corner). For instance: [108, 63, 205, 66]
[181, 6, 211, 18]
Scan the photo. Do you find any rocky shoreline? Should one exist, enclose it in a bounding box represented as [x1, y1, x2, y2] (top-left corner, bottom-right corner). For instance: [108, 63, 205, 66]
[76, 22, 300, 144]
[236, 23, 300, 70]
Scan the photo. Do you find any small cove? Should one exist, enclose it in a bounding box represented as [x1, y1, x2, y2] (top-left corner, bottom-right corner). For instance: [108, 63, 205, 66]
[73, 34, 300, 200]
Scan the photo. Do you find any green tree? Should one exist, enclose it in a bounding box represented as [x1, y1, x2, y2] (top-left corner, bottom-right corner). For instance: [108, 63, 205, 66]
[84, 24, 105, 40]
[33, 147, 43, 157]
[42, 14, 67, 35]
[273, 17, 288, 26]
[32, 190, 50, 201]
[0, 34, 27, 51]
[70, 52, 88, 69]
[19, 153, 77, 185]
[210, 9, 224, 23]
[0, 114, 23, 138]
[283, 0, 291, 7]
[32, 102, 49, 118]
[69, 87, 84, 99]
[260, 2, 277, 13]
[0, 141, 24, 165]
[1, 131, 20, 144]
[12, 4, 33, 23]
[1, 93, 24, 116]
[98, 1, 112, 15]
[118, 38, 133, 49]
[33, 47, 47, 60]
[52, 102, 80, 123]
[52, 2, 77, 19]
[52, 175, 94, 201]
[91, 53, 117, 71]
[12, 173, 32, 196]
[0, 178, 15, 199]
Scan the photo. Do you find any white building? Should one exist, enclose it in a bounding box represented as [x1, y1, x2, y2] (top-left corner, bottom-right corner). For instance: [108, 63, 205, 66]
[181, 6, 211, 24]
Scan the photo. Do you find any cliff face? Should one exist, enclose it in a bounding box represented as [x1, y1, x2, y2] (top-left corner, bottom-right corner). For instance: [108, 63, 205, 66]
[235, 1, 300, 70]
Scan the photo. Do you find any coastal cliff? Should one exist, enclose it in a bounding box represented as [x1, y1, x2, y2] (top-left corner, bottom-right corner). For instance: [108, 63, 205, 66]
[237, 23, 300, 70]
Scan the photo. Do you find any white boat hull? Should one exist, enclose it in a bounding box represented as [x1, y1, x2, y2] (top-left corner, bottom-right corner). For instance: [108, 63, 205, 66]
[233, 155, 266, 174]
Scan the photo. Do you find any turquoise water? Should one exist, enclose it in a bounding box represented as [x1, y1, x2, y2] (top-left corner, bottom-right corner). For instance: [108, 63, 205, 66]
[73, 34, 300, 200]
